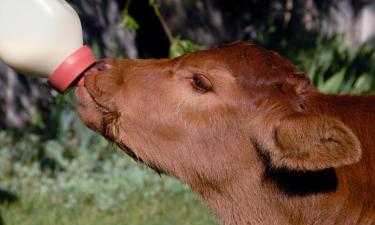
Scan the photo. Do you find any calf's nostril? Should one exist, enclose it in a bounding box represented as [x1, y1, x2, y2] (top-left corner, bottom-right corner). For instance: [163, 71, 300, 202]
[97, 62, 110, 71]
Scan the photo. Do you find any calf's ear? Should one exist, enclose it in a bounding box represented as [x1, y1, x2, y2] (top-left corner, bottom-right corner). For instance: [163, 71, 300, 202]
[256, 115, 362, 171]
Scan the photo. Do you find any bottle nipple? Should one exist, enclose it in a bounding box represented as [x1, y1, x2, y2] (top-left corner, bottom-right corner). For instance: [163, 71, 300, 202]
[47, 46, 96, 94]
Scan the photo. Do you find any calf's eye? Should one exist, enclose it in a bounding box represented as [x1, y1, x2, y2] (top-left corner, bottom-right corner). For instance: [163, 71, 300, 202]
[192, 74, 213, 93]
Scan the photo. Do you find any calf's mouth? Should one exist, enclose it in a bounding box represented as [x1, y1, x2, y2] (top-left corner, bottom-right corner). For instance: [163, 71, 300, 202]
[75, 68, 143, 164]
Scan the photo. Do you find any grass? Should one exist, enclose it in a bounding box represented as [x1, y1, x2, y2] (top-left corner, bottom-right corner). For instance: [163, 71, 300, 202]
[1, 181, 217, 225]
[0, 126, 218, 225]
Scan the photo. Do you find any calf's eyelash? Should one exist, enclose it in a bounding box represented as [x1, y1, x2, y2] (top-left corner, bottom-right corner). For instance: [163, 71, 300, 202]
[190, 74, 213, 93]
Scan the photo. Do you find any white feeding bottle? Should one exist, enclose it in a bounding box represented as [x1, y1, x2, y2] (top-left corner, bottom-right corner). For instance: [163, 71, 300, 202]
[0, 0, 96, 94]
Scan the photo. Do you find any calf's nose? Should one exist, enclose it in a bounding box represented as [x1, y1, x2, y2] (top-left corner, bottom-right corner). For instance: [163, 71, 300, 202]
[96, 61, 111, 71]
[78, 59, 114, 87]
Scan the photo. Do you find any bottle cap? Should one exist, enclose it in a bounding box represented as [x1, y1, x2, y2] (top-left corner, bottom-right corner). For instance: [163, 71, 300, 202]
[48, 45, 96, 94]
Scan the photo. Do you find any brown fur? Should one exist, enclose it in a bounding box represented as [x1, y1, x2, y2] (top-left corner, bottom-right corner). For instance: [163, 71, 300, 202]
[75, 41, 375, 225]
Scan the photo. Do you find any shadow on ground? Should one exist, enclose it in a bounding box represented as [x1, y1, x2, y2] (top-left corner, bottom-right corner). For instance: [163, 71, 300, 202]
[0, 189, 17, 204]
[0, 188, 18, 225]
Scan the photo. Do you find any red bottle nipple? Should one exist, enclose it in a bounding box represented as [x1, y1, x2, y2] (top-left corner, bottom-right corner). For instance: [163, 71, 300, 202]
[47, 45, 96, 94]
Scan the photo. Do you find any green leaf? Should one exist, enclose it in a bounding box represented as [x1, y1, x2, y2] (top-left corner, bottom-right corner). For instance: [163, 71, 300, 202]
[351, 74, 373, 94]
[169, 40, 200, 58]
[118, 14, 139, 33]
[30, 104, 45, 129]
[340, 75, 356, 93]
[91, 40, 102, 59]
[319, 68, 346, 94]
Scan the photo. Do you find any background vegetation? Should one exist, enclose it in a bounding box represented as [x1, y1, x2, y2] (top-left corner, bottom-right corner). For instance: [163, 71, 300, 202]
[0, 0, 374, 225]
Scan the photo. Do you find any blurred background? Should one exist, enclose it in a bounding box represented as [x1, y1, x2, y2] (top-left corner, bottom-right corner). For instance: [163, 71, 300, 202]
[0, 0, 374, 224]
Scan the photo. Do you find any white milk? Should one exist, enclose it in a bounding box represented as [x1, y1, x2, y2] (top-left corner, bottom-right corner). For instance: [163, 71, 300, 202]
[0, 44, 75, 77]
[0, 0, 84, 78]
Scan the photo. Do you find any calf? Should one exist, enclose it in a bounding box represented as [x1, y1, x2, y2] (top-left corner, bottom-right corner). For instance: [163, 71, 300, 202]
[75, 41, 375, 225]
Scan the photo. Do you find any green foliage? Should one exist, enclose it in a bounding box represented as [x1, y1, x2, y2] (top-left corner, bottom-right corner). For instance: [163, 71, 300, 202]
[2, 194, 216, 225]
[169, 39, 200, 58]
[118, 14, 139, 33]
[292, 35, 375, 94]
[149, 0, 157, 6]
[255, 21, 374, 95]
[29, 103, 46, 130]
[318, 68, 346, 94]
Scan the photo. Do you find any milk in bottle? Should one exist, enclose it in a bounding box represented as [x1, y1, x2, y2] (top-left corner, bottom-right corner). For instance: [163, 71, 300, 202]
[0, 0, 96, 94]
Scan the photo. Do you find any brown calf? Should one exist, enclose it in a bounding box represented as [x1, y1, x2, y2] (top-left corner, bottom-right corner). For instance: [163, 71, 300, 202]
[75, 41, 375, 225]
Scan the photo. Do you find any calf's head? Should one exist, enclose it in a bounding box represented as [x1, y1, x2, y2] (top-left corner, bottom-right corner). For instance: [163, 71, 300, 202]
[75, 42, 361, 192]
